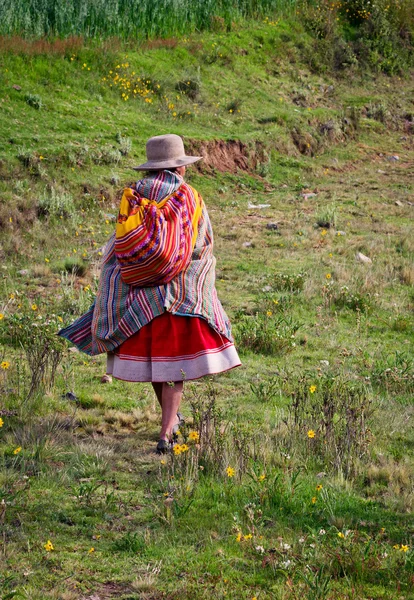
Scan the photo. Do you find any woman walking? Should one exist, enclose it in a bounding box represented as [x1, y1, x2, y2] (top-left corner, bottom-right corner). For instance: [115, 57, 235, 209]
[59, 134, 240, 453]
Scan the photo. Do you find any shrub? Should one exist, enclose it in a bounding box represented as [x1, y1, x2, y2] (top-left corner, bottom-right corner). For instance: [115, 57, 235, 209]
[272, 272, 306, 292]
[0, 308, 67, 401]
[37, 187, 76, 220]
[333, 285, 372, 313]
[235, 312, 301, 355]
[24, 93, 42, 109]
[278, 371, 375, 475]
[371, 351, 414, 395]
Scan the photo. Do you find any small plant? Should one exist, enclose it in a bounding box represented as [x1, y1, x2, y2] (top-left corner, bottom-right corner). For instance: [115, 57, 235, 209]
[112, 531, 146, 554]
[272, 272, 306, 292]
[371, 351, 414, 395]
[24, 93, 42, 109]
[116, 133, 132, 156]
[175, 78, 200, 100]
[315, 203, 338, 229]
[250, 376, 279, 403]
[235, 312, 301, 355]
[0, 308, 67, 401]
[333, 285, 372, 313]
[278, 372, 375, 475]
[37, 187, 76, 220]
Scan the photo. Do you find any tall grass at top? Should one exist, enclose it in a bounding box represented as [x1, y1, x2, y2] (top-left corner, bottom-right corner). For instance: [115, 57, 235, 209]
[0, 0, 299, 39]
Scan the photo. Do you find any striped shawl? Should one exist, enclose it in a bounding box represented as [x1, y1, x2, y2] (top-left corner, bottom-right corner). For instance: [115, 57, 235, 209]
[58, 171, 232, 355]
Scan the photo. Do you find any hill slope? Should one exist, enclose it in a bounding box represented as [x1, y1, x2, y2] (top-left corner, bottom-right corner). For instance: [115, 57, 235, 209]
[0, 19, 413, 600]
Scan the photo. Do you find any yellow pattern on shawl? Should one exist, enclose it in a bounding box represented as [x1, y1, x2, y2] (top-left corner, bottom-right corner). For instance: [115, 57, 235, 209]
[116, 185, 202, 250]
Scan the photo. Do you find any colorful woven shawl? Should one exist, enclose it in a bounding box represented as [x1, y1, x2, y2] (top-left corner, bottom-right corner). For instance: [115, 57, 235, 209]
[58, 170, 233, 356]
[115, 176, 202, 286]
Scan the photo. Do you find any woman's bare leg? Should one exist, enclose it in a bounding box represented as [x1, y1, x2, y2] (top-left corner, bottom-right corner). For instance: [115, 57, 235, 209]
[159, 381, 183, 441]
[152, 382, 163, 408]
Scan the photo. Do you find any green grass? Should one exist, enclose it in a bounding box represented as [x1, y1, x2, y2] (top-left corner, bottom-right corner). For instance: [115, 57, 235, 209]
[0, 17, 413, 600]
[0, 0, 298, 38]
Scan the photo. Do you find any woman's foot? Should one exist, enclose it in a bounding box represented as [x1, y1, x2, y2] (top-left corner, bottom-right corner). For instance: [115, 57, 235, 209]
[156, 439, 170, 454]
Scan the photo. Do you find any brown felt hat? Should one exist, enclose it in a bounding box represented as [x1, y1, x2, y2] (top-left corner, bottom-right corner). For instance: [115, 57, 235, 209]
[133, 134, 202, 171]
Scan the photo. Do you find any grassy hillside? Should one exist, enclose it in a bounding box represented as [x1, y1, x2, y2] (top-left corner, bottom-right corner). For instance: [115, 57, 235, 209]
[0, 15, 413, 600]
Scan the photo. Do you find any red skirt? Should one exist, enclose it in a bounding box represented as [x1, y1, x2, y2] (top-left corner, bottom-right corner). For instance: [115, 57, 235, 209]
[106, 312, 241, 382]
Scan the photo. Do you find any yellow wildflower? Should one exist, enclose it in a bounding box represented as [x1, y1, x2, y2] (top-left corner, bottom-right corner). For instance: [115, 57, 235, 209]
[266, 310, 272, 317]
[244, 534, 253, 540]
[1, 361, 10, 370]
[236, 532, 242, 542]
[180, 444, 189, 453]
[400, 545, 409, 552]
[338, 532, 345, 539]
[13, 447, 22, 454]
[258, 474, 266, 482]
[31, 304, 38, 311]
[326, 273, 332, 279]
[188, 430, 199, 442]
[311, 496, 317, 504]
[226, 466, 235, 478]
[0, 418, 3, 427]
[0, 314, 4, 320]
[44, 540, 54, 551]
[88, 547, 95, 553]
[316, 484, 323, 492]
[309, 385, 317, 394]
[307, 430, 316, 439]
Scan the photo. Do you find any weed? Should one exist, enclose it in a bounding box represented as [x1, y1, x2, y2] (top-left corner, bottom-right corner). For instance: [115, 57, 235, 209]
[333, 285, 372, 313]
[279, 371, 375, 475]
[37, 187, 76, 220]
[24, 93, 42, 109]
[315, 203, 338, 229]
[371, 352, 414, 395]
[112, 531, 146, 553]
[235, 312, 301, 355]
[250, 376, 279, 403]
[115, 133, 132, 156]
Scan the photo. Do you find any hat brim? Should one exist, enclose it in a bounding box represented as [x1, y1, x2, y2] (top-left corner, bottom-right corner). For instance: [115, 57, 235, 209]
[133, 155, 203, 171]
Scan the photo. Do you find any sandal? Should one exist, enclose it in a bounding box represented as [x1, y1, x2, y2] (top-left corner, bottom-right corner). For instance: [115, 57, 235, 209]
[156, 439, 170, 455]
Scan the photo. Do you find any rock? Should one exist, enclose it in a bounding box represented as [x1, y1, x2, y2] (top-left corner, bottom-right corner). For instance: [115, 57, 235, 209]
[302, 192, 317, 200]
[262, 285, 272, 292]
[13, 84, 22, 91]
[395, 200, 404, 207]
[242, 241, 253, 247]
[101, 374, 112, 384]
[320, 360, 329, 367]
[387, 155, 399, 162]
[68, 347, 80, 353]
[266, 223, 278, 231]
[17, 269, 29, 276]
[248, 202, 271, 209]
[377, 169, 386, 174]
[356, 252, 372, 264]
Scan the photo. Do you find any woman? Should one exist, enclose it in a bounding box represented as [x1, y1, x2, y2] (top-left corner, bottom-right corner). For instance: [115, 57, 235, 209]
[59, 134, 240, 453]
